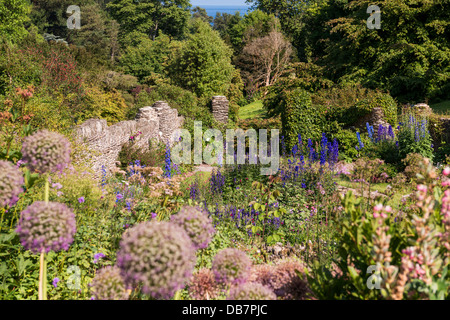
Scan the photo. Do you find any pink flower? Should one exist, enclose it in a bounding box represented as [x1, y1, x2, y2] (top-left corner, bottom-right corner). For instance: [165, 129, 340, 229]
[373, 204, 383, 212]
[417, 184, 427, 192]
[443, 167, 450, 176]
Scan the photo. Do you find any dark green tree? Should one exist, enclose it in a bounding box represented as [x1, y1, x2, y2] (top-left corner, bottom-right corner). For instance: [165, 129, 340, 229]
[107, 0, 190, 42]
[191, 6, 213, 24]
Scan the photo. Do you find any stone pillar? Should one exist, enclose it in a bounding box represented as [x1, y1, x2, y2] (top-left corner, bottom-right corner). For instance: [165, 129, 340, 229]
[153, 101, 180, 146]
[212, 96, 229, 124]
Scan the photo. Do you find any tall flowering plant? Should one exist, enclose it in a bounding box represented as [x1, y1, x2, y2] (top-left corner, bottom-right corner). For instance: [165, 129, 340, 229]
[306, 158, 449, 300]
[15, 130, 75, 300]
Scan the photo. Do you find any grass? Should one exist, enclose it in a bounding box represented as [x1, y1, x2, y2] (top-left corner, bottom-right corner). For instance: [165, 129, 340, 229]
[238, 100, 265, 119]
[430, 99, 450, 115]
[180, 171, 211, 191]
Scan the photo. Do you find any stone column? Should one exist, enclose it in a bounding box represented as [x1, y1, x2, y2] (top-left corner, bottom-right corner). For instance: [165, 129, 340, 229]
[212, 96, 229, 124]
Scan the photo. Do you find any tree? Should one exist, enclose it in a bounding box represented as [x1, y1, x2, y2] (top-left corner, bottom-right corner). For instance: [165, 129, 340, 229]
[241, 31, 293, 95]
[212, 11, 243, 46]
[67, 2, 120, 63]
[228, 9, 280, 54]
[168, 19, 235, 99]
[107, 0, 190, 42]
[119, 34, 179, 82]
[304, 0, 450, 102]
[191, 6, 213, 24]
[0, 0, 31, 43]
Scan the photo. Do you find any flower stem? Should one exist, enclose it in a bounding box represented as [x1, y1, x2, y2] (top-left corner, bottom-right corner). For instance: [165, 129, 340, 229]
[44, 175, 49, 204]
[38, 250, 47, 300]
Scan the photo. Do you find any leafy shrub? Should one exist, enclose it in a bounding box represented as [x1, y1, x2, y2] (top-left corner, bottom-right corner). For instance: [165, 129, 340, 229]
[281, 88, 325, 150]
[332, 128, 369, 162]
[101, 71, 139, 92]
[81, 85, 129, 125]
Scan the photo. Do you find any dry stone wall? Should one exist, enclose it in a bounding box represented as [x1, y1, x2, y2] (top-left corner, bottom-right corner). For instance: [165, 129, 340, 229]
[74, 101, 183, 175]
[212, 96, 229, 124]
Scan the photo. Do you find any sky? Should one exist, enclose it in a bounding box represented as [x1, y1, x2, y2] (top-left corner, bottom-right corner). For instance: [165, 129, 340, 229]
[190, 0, 249, 6]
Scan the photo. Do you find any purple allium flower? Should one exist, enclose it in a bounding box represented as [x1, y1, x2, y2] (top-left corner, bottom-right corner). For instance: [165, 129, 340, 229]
[52, 277, 60, 288]
[0, 160, 24, 208]
[89, 266, 129, 300]
[93, 252, 106, 264]
[170, 206, 215, 250]
[211, 248, 252, 286]
[116, 221, 196, 299]
[78, 197, 85, 204]
[227, 282, 276, 300]
[16, 201, 76, 254]
[21, 130, 71, 174]
[151, 212, 157, 219]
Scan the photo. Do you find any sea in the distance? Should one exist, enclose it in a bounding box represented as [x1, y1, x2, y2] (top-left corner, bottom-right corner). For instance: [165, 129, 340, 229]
[197, 5, 251, 18]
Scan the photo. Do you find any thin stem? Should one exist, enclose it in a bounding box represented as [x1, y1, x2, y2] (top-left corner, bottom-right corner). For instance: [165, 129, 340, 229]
[44, 175, 49, 204]
[38, 250, 47, 300]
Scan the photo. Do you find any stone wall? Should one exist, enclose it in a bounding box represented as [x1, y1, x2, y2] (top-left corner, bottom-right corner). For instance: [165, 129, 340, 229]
[212, 96, 229, 124]
[354, 107, 390, 135]
[74, 101, 184, 175]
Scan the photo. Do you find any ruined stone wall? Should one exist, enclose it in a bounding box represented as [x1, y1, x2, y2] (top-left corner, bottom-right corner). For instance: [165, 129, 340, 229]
[212, 96, 229, 124]
[354, 107, 390, 133]
[74, 101, 183, 175]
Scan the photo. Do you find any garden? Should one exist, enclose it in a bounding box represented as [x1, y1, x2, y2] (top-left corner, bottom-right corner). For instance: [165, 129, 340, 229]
[0, 0, 449, 301]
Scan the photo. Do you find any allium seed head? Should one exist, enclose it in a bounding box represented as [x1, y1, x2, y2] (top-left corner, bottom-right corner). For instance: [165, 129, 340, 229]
[212, 248, 252, 285]
[227, 282, 276, 300]
[0, 160, 24, 207]
[116, 221, 196, 299]
[89, 266, 130, 300]
[170, 206, 215, 250]
[16, 201, 76, 254]
[21, 130, 71, 173]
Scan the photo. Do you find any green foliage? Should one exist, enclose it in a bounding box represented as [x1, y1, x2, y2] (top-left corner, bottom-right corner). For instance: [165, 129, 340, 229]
[119, 34, 178, 82]
[332, 128, 368, 162]
[228, 9, 279, 54]
[168, 19, 235, 99]
[191, 6, 213, 24]
[264, 62, 334, 118]
[293, 0, 450, 103]
[108, 0, 190, 43]
[67, 2, 120, 63]
[81, 85, 129, 125]
[0, 0, 30, 43]
[281, 88, 325, 150]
